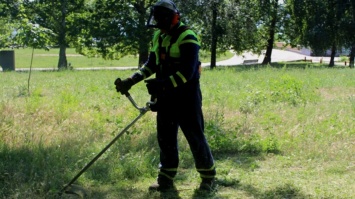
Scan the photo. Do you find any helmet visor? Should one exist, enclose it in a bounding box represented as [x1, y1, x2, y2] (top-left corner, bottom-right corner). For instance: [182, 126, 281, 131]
[146, 6, 175, 30]
[147, 7, 158, 28]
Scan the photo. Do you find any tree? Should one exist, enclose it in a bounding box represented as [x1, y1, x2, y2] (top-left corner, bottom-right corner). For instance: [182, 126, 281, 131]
[14, 19, 54, 94]
[77, 0, 155, 68]
[0, 19, 14, 49]
[225, 0, 265, 56]
[179, 0, 288, 67]
[351, 0, 355, 68]
[341, 0, 355, 68]
[176, 0, 230, 69]
[286, 0, 352, 67]
[0, 0, 19, 19]
[23, 0, 87, 69]
[0, 0, 20, 49]
[259, 0, 282, 65]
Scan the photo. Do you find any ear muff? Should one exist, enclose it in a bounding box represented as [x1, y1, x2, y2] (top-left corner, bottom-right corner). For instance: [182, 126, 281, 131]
[171, 12, 180, 26]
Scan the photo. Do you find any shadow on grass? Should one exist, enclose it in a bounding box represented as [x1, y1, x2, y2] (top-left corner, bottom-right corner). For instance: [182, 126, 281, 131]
[0, 137, 308, 199]
[69, 185, 183, 199]
[190, 149, 308, 199]
[239, 183, 309, 199]
[0, 133, 158, 198]
[0, 143, 73, 198]
[0, 114, 295, 199]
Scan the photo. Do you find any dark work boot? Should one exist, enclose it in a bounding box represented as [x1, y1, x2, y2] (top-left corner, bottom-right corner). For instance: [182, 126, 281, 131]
[199, 178, 216, 192]
[149, 175, 175, 192]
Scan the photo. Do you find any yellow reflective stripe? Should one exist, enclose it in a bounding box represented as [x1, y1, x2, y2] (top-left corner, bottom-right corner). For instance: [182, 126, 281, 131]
[159, 171, 174, 180]
[177, 30, 201, 46]
[152, 30, 161, 65]
[197, 165, 216, 172]
[170, 76, 178, 87]
[169, 72, 187, 88]
[134, 70, 146, 79]
[142, 66, 153, 77]
[200, 174, 215, 178]
[161, 168, 178, 172]
[180, 39, 200, 46]
[176, 72, 187, 83]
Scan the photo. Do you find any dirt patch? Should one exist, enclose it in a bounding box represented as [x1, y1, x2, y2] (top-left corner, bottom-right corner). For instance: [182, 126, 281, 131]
[318, 87, 355, 100]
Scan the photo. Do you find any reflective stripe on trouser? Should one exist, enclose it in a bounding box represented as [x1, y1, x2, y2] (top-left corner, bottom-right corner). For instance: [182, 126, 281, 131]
[197, 165, 216, 179]
[156, 81, 215, 179]
[158, 167, 177, 180]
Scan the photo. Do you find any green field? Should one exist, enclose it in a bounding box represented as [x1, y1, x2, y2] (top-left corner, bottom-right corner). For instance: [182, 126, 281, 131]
[1, 63, 355, 198]
[1, 48, 233, 69]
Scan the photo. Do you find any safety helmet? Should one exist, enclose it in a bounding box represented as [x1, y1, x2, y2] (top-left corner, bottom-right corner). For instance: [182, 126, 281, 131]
[146, 0, 180, 30]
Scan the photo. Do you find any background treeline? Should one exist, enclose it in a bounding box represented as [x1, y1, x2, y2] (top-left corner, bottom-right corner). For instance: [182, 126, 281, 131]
[1, 0, 355, 69]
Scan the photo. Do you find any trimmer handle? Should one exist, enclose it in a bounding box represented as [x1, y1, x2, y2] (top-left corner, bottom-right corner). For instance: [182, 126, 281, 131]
[122, 91, 130, 97]
[125, 92, 156, 113]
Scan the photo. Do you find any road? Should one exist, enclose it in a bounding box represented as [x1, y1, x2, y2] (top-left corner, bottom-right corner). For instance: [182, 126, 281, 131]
[202, 49, 340, 67]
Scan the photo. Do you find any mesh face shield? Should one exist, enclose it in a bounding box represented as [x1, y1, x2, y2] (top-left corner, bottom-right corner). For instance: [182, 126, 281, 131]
[146, 7, 156, 28]
[146, 1, 178, 30]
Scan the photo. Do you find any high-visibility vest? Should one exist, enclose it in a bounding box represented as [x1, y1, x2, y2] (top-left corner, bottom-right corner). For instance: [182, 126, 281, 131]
[151, 23, 200, 82]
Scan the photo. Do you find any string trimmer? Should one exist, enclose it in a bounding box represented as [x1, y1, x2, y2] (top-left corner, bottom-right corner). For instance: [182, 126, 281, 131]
[58, 92, 154, 197]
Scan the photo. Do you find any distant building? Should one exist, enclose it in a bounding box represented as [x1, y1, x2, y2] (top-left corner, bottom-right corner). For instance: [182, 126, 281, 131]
[274, 42, 350, 57]
[275, 42, 311, 56]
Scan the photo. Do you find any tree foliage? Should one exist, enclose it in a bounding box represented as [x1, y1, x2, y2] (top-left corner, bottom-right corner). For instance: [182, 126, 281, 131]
[1, 0, 355, 69]
[22, 0, 87, 69]
[0, 0, 20, 49]
[76, 0, 155, 67]
[340, 0, 355, 67]
[175, 0, 231, 69]
[286, 0, 355, 67]
[226, 0, 264, 54]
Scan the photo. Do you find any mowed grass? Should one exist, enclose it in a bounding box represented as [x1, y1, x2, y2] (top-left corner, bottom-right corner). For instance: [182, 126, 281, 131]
[0, 63, 355, 199]
[2, 48, 233, 69]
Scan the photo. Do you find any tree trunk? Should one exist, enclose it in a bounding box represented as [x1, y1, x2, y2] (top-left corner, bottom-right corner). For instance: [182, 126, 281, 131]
[135, 1, 150, 68]
[262, 0, 278, 65]
[58, 0, 67, 69]
[262, 35, 274, 65]
[329, 43, 336, 67]
[350, 45, 355, 68]
[351, 1, 355, 68]
[138, 44, 149, 68]
[210, 5, 218, 69]
[58, 44, 68, 69]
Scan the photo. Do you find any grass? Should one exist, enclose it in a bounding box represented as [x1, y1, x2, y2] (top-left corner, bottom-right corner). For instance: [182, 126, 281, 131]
[1, 62, 355, 198]
[1, 48, 234, 69]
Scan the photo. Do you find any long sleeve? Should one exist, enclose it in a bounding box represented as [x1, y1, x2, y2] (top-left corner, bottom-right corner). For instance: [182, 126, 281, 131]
[162, 33, 200, 89]
[130, 52, 158, 84]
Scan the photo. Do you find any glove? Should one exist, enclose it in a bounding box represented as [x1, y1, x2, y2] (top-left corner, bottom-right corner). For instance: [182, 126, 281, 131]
[149, 95, 159, 112]
[145, 78, 164, 95]
[114, 78, 134, 95]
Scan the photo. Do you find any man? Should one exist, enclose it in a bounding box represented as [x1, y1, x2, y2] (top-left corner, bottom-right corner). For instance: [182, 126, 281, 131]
[114, 0, 216, 192]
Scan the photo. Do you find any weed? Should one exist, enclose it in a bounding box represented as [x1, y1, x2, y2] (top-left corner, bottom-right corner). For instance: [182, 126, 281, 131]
[269, 75, 306, 105]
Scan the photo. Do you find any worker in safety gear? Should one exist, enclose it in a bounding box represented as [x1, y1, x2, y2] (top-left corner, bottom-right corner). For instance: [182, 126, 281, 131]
[114, 0, 216, 192]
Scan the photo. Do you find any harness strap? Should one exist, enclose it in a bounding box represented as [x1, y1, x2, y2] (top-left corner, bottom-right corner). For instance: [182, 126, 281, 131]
[158, 25, 190, 62]
[166, 25, 189, 60]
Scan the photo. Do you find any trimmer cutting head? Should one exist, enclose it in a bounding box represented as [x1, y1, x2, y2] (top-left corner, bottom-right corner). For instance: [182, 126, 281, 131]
[59, 184, 89, 198]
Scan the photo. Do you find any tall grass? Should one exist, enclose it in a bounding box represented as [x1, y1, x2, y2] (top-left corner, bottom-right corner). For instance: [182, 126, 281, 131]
[1, 63, 354, 198]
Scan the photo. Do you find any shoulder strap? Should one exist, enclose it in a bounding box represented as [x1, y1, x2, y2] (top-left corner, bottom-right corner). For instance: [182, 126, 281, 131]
[166, 25, 189, 60]
[170, 25, 189, 44]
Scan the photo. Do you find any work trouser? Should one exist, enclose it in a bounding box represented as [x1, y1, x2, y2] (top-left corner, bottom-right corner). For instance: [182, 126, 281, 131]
[155, 81, 216, 180]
